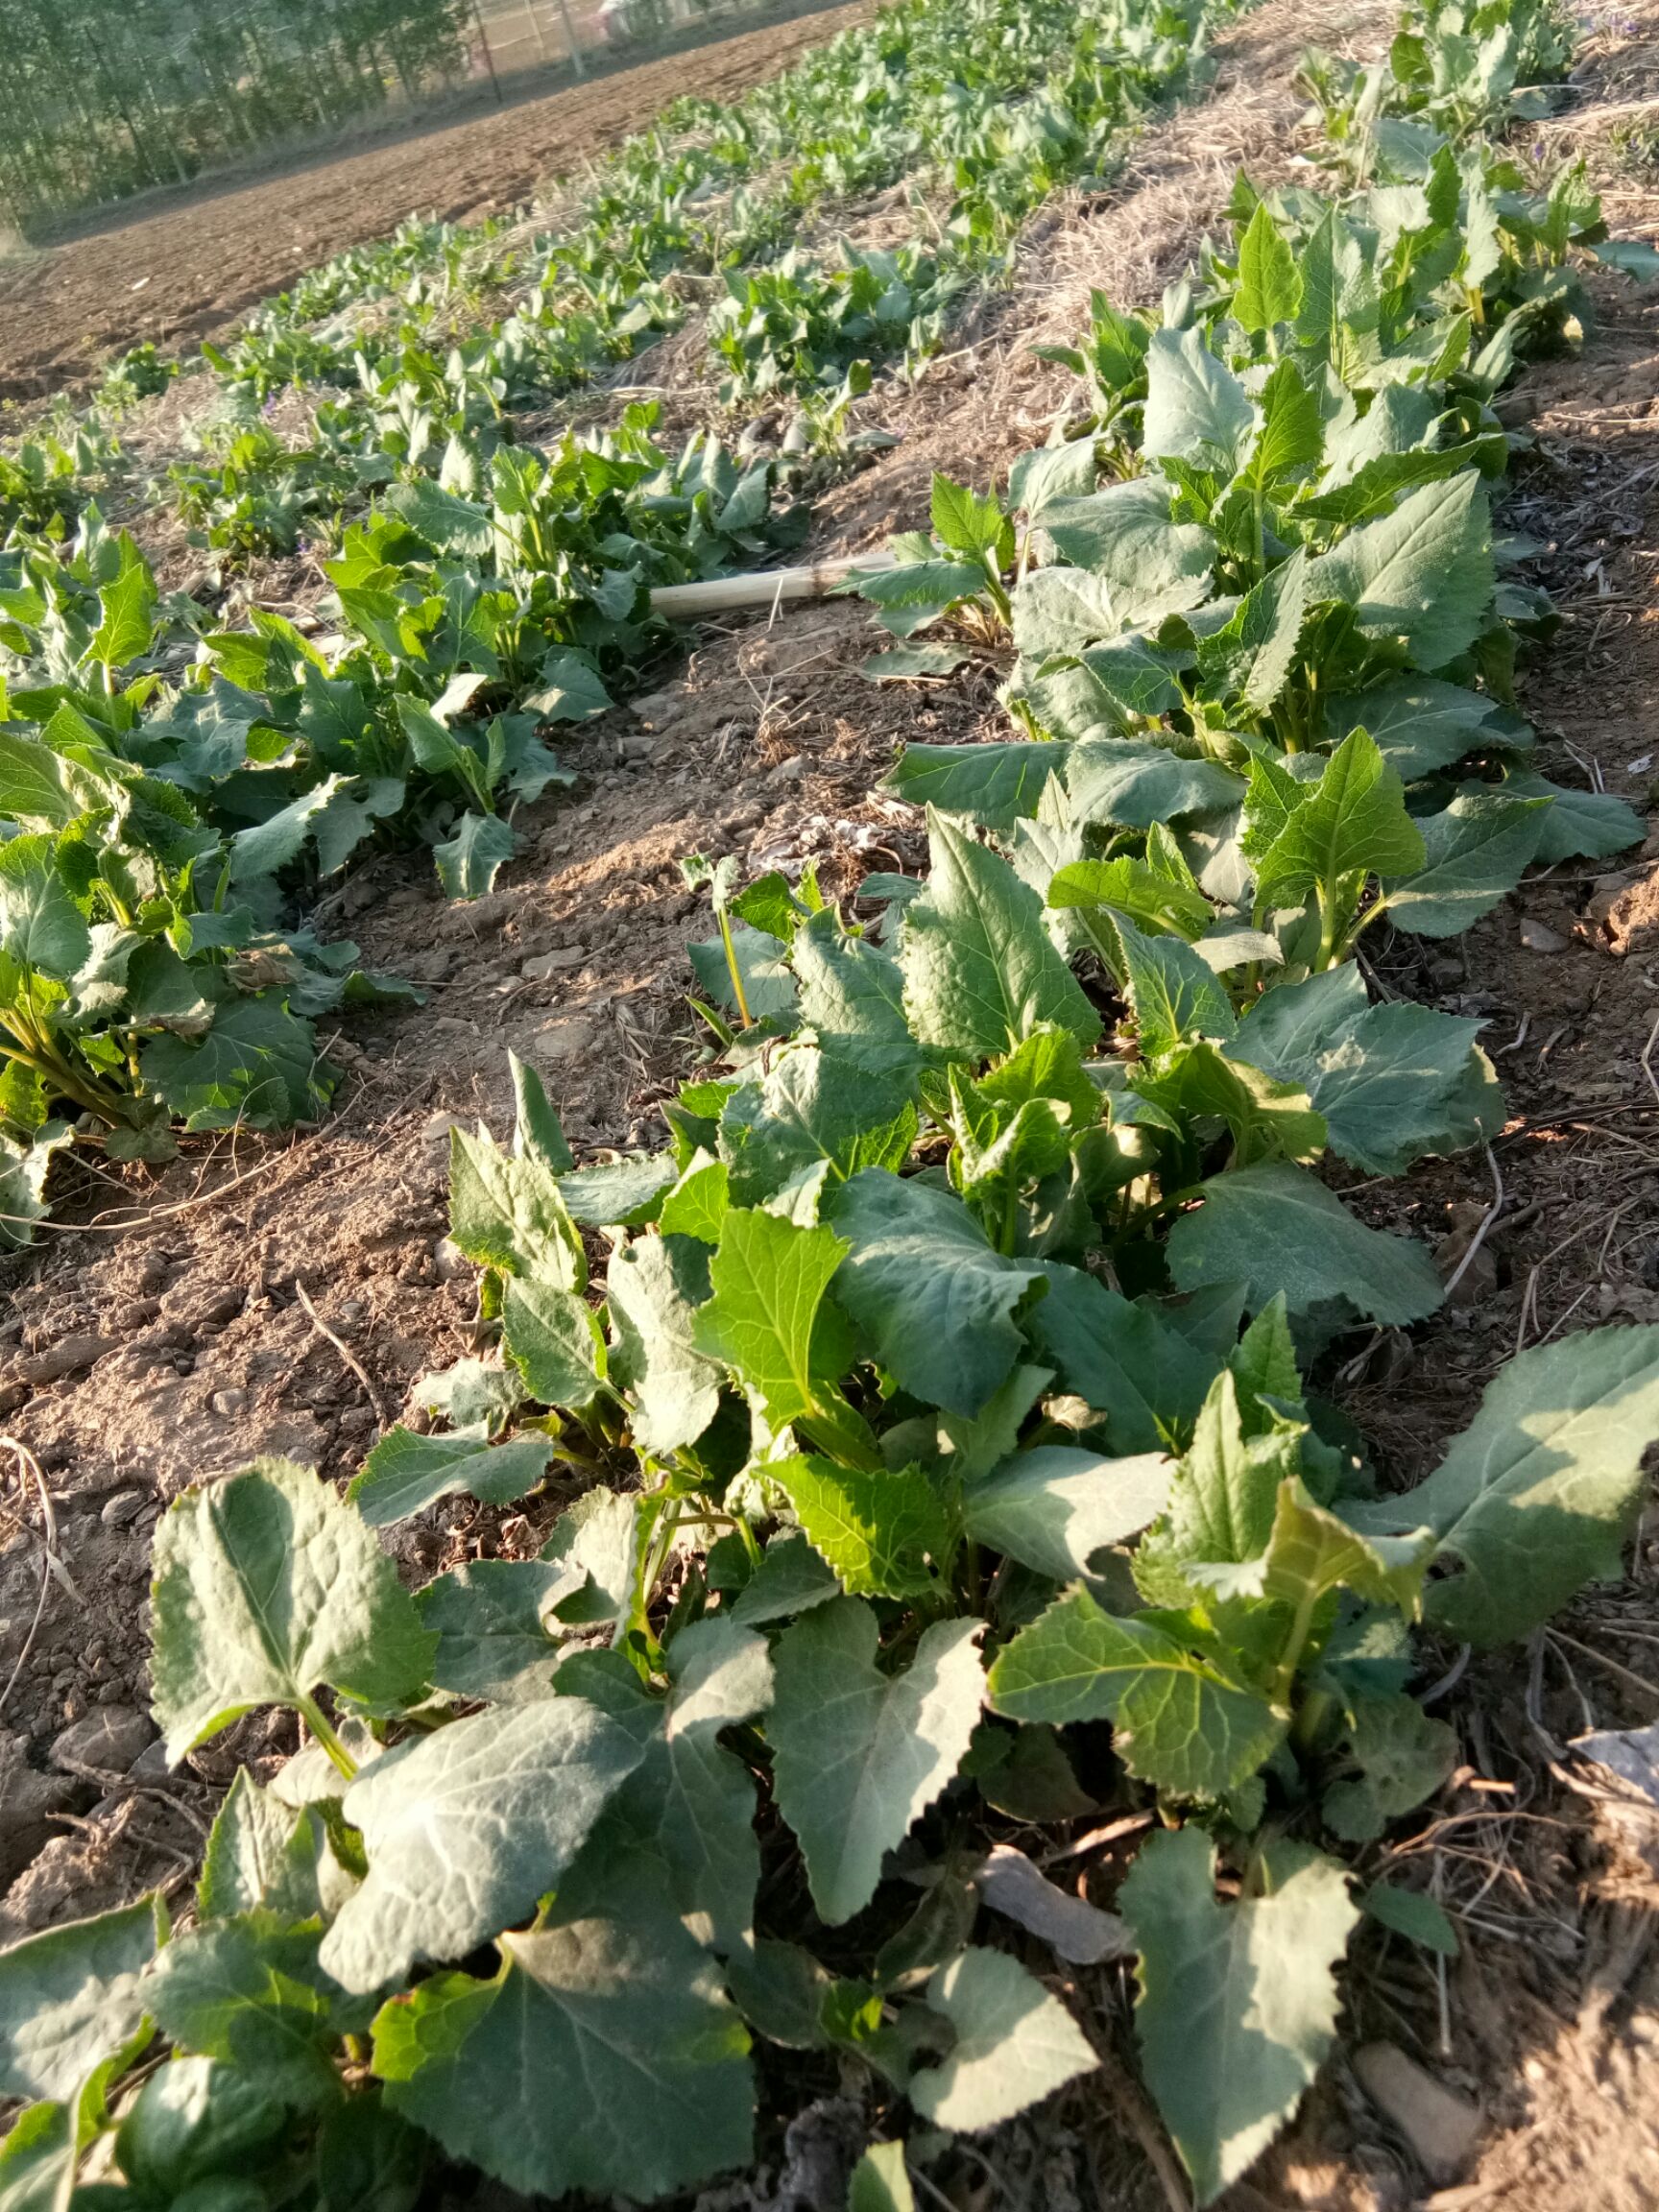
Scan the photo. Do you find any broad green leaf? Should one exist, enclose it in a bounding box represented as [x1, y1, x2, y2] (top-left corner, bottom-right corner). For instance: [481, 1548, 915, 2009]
[728, 1531, 842, 1627]
[901, 810, 1100, 1060]
[1361, 1882, 1459, 1956]
[691, 1206, 849, 1429]
[721, 1049, 918, 1198]
[1353, 1326, 1659, 1645]
[606, 1232, 723, 1455]
[1142, 327, 1254, 472]
[115, 2055, 289, 2200]
[198, 1771, 331, 1922]
[1118, 915, 1238, 1056]
[146, 1919, 347, 2112]
[1232, 990, 1499, 1176]
[688, 921, 799, 1024]
[539, 1486, 647, 1632]
[1066, 741, 1244, 830]
[1033, 480, 1214, 626]
[556, 1618, 773, 1950]
[1262, 1478, 1432, 1618]
[0, 835, 91, 980]
[501, 1278, 607, 1408]
[829, 1169, 1046, 1420]
[1381, 791, 1550, 937]
[449, 1119, 585, 1289]
[909, 1949, 1096, 2130]
[318, 1698, 644, 1994]
[139, 998, 331, 1132]
[374, 1915, 753, 2200]
[1322, 676, 1503, 779]
[659, 1158, 730, 1242]
[1166, 1161, 1444, 1325]
[965, 1447, 1172, 1580]
[1135, 1372, 1301, 1598]
[930, 474, 1009, 560]
[769, 1598, 984, 1925]
[1120, 1830, 1357, 2205]
[773, 1454, 949, 1598]
[989, 1587, 1282, 1798]
[1235, 202, 1302, 332]
[89, 543, 157, 675]
[417, 1559, 569, 1703]
[1494, 771, 1643, 864]
[151, 1457, 435, 1761]
[0, 1899, 160, 2102]
[557, 1154, 677, 1227]
[793, 914, 925, 1081]
[1203, 549, 1307, 715]
[227, 777, 349, 884]
[1025, 1267, 1224, 1454]
[348, 1428, 552, 1527]
[1308, 472, 1492, 669]
[886, 742, 1065, 831]
[1010, 565, 1120, 659]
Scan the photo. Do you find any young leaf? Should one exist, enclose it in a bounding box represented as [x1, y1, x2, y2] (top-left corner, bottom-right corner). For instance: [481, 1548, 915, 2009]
[1024, 1267, 1225, 1455]
[1322, 1693, 1456, 1842]
[772, 1455, 950, 1598]
[1235, 202, 1303, 332]
[1252, 730, 1425, 913]
[151, 1457, 436, 1762]
[690, 1206, 850, 1431]
[348, 1428, 553, 1527]
[318, 1698, 645, 1994]
[147, 1920, 347, 2112]
[1120, 1830, 1357, 2205]
[768, 1598, 984, 1925]
[901, 809, 1101, 1060]
[908, 1949, 1097, 2130]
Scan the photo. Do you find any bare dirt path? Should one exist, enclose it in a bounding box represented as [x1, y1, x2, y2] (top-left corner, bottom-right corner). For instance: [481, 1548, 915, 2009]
[0, 0, 869, 404]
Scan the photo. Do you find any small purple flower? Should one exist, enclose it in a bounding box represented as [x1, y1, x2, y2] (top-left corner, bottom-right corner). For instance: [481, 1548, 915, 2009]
[1532, 137, 1547, 158]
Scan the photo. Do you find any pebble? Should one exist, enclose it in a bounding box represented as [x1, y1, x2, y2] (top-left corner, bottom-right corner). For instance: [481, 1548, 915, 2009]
[767, 755, 810, 785]
[1519, 916, 1570, 953]
[50, 1705, 156, 1779]
[1354, 2043, 1480, 2182]
[209, 1388, 249, 1420]
[0, 1731, 74, 1886]
[99, 1489, 146, 1527]
[422, 1112, 463, 1151]
[520, 947, 587, 981]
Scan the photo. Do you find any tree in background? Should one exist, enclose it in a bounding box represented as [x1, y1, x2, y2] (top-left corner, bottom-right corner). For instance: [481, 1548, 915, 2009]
[0, 0, 471, 233]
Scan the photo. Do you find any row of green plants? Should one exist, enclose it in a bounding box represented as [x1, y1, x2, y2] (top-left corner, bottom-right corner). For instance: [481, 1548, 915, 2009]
[4, 3, 1658, 2208]
[0, 0, 1220, 1221]
[22, 0, 1211, 571]
[0, 415, 805, 1214]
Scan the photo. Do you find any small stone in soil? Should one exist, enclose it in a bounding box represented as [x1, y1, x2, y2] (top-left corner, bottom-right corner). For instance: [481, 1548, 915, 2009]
[1519, 917, 1570, 953]
[520, 947, 587, 980]
[51, 1705, 156, 1779]
[1354, 2043, 1480, 2182]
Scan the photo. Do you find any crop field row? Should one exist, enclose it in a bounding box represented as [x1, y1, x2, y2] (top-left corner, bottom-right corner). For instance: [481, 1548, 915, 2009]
[0, 0, 1657, 2205]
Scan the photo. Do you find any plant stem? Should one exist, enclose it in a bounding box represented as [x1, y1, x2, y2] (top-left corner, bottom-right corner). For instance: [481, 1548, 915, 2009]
[296, 1695, 359, 1783]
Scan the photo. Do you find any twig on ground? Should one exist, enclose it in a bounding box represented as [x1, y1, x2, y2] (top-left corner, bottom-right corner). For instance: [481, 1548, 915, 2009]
[294, 1281, 389, 1431]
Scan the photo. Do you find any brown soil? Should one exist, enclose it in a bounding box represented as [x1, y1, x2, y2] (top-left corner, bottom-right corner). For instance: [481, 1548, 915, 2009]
[3, 0, 1659, 2203]
[0, 0, 870, 405]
